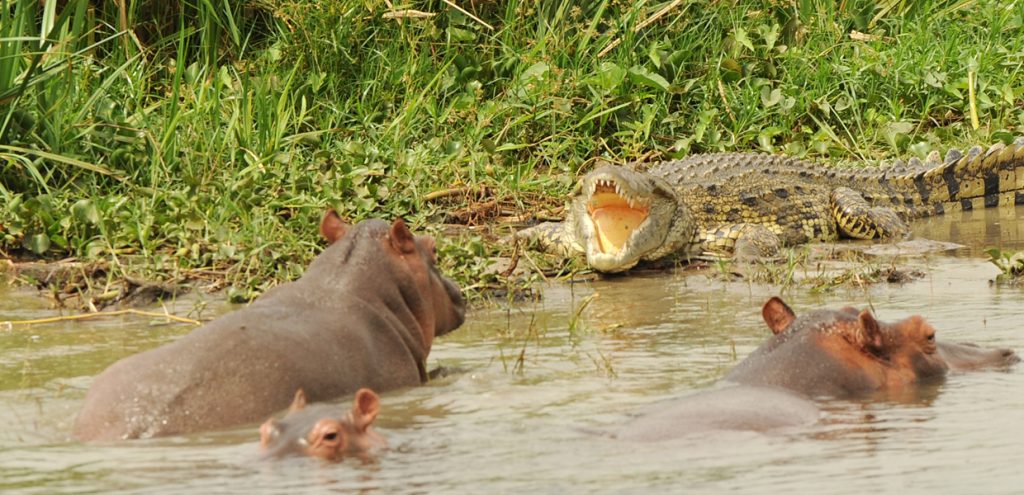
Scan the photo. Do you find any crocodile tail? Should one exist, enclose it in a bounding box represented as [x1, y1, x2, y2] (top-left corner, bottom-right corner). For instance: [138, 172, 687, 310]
[889, 138, 1024, 216]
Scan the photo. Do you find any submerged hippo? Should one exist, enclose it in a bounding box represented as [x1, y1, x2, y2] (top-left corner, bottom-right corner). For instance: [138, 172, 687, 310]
[615, 385, 820, 441]
[73, 211, 465, 441]
[619, 297, 956, 441]
[936, 341, 1019, 371]
[761, 299, 1019, 373]
[726, 297, 951, 397]
[260, 388, 385, 461]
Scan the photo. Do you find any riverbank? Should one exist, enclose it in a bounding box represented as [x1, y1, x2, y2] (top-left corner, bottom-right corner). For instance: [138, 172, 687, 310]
[3, 1, 1022, 303]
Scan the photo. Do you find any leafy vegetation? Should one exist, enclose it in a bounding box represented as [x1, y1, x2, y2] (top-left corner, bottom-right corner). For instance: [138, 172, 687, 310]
[2, 0, 1023, 302]
[985, 247, 1024, 283]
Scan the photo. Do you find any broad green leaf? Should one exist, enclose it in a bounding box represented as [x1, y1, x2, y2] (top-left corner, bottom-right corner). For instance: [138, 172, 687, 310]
[72, 199, 100, 225]
[886, 121, 915, 136]
[519, 61, 550, 83]
[583, 61, 626, 93]
[721, 58, 742, 82]
[758, 24, 779, 51]
[734, 27, 754, 52]
[648, 44, 663, 69]
[447, 27, 476, 42]
[760, 86, 782, 107]
[627, 66, 670, 92]
[25, 233, 50, 254]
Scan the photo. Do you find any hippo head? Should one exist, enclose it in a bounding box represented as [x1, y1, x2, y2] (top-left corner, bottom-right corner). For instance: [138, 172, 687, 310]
[727, 297, 949, 398]
[935, 341, 1020, 371]
[876, 314, 948, 387]
[763, 298, 1019, 373]
[260, 388, 386, 462]
[319, 210, 466, 348]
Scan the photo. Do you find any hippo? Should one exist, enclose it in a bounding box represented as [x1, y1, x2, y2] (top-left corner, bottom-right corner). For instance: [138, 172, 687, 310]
[726, 297, 950, 398]
[614, 385, 820, 441]
[618, 297, 955, 440]
[260, 388, 385, 461]
[936, 341, 1019, 371]
[72, 211, 465, 441]
[761, 299, 1019, 372]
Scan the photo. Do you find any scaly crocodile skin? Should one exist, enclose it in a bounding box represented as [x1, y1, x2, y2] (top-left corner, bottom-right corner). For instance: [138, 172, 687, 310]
[518, 139, 1024, 273]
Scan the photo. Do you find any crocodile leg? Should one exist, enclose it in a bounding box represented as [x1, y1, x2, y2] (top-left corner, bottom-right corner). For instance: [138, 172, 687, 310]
[515, 222, 584, 257]
[829, 187, 909, 239]
[697, 223, 782, 259]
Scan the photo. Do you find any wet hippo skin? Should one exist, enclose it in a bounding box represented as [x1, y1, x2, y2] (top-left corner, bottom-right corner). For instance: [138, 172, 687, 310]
[763, 300, 1019, 373]
[726, 297, 951, 398]
[615, 385, 820, 441]
[260, 388, 385, 462]
[935, 340, 1019, 371]
[622, 297, 964, 440]
[72, 211, 465, 441]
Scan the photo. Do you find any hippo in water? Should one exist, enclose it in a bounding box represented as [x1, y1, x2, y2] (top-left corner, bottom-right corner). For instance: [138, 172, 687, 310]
[73, 211, 465, 441]
[260, 388, 385, 462]
[726, 296, 951, 398]
[618, 297, 961, 441]
[760, 298, 1019, 373]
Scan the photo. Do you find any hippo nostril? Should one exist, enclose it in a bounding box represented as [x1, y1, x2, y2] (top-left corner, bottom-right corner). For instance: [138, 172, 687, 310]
[1004, 350, 1021, 364]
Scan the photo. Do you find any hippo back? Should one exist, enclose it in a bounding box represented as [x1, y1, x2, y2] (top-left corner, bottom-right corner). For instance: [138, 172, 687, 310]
[72, 216, 465, 441]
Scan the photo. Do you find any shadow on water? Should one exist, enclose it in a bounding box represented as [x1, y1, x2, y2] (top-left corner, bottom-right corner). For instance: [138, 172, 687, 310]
[1, 207, 1024, 493]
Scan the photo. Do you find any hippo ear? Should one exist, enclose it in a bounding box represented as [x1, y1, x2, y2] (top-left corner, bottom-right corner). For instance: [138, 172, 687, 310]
[351, 388, 381, 431]
[289, 388, 308, 412]
[762, 297, 796, 335]
[389, 219, 416, 254]
[259, 419, 280, 447]
[320, 209, 350, 244]
[857, 309, 884, 351]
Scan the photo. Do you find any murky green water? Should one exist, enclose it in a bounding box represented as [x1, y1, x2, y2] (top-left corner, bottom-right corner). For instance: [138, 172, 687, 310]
[2, 206, 1023, 494]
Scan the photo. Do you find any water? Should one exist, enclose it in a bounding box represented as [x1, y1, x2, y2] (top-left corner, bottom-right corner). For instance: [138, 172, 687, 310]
[2, 206, 1023, 494]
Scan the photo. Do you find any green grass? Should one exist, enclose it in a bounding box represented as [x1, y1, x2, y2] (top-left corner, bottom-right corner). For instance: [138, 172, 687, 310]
[2, 0, 1023, 301]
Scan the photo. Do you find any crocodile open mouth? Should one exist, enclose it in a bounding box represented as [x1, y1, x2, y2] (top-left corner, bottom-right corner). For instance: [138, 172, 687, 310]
[586, 180, 650, 254]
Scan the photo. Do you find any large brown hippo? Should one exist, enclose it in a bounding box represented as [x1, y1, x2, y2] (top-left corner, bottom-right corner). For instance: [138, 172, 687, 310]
[760, 298, 1019, 373]
[726, 297, 950, 398]
[618, 297, 959, 440]
[72, 211, 465, 441]
[260, 388, 385, 461]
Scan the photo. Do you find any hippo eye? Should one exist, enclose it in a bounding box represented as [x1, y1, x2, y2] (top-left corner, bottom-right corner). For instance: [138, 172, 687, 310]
[323, 432, 338, 441]
[926, 333, 935, 342]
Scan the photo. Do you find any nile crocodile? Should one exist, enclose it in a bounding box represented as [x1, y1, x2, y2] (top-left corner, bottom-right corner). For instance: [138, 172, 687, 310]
[518, 139, 1024, 273]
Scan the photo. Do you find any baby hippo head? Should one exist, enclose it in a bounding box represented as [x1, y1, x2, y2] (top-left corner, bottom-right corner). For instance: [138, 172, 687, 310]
[319, 210, 466, 348]
[260, 388, 386, 462]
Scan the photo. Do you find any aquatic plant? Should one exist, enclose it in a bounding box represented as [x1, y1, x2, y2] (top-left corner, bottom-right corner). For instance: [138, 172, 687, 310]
[985, 248, 1024, 282]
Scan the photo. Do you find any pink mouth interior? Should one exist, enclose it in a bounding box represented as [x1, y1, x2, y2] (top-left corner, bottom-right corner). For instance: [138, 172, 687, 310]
[587, 186, 649, 254]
